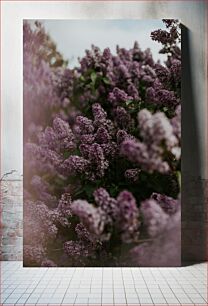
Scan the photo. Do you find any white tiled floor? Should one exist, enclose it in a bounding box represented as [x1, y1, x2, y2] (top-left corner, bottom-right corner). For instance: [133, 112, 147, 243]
[0, 261, 207, 305]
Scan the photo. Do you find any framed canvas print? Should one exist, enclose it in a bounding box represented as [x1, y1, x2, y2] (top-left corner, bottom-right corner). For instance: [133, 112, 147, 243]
[23, 19, 181, 267]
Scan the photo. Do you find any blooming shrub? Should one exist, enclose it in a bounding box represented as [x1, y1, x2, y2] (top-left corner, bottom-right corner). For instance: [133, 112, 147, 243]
[24, 19, 181, 267]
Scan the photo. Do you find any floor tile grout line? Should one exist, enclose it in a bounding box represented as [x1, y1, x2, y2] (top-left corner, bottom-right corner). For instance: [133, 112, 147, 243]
[0, 262, 207, 306]
[121, 268, 127, 305]
[62, 267, 77, 305]
[168, 268, 204, 303]
[156, 268, 181, 304]
[112, 267, 115, 306]
[149, 268, 169, 304]
[22, 267, 51, 305]
[139, 269, 154, 305]
[1, 280, 25, 303]
[130, 267, 141, 305]
[100, 267, 103, 306]
[73, 267, 86, 305]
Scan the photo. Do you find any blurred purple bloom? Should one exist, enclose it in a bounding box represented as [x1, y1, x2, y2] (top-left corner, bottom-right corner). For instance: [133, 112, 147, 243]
[71, 200, 105, 235]
[140, 199, 168, 237]
[151, 193, 179, 215]
[171, 105, 181, 140]
[130, 210, 181, 266]
[24, 245, 46, 265]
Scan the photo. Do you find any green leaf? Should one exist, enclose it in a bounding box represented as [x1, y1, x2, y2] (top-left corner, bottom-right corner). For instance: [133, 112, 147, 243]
[80, 75, 85, 82]
[103, 77, 110, 85]
[84, 185, 95, 199]
[90, 71, 97, 85]
[125, 100, 133, 106]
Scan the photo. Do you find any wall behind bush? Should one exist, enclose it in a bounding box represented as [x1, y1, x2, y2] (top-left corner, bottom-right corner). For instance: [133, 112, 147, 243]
[0, 179, 23, 260]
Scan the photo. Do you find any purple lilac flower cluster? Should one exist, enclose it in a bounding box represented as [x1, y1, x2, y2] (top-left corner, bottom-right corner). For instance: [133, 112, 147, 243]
[121, 108, 181, 173]
[24, 19, 181, 266]
[130, 207, 181, 267]
[23, 21, 68, 141]
[23, 196, 71, 266]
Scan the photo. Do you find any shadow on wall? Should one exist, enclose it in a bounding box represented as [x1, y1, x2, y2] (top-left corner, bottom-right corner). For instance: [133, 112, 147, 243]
[181, 25, 207, 265]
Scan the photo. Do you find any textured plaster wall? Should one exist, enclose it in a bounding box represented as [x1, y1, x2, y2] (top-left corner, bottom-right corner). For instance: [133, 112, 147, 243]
[0, 1, 207, 262]
[0, 180, 23, 260]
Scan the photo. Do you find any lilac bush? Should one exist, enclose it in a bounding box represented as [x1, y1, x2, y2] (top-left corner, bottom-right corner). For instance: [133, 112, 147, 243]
[24, 19, 181, 266]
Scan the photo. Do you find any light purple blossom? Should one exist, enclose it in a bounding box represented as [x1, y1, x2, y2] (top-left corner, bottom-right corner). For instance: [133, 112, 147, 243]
[171, 105, 181, 140]
[137, 109, 178, 149]
[120, 109, 180, 173]
[120, 139, 151, 169]
[130, 210, 181, 266]
[140, 199, 169, 237]
[71, 200, 105, 235]
[30, 175, 57, 206]
[151, 193, 179, 215]
[25, 143, 63, 174]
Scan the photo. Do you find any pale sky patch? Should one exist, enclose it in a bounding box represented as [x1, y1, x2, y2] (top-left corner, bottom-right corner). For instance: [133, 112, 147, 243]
[39, 19, 167, 67]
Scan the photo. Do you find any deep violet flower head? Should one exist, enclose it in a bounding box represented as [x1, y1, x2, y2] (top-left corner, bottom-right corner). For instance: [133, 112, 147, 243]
[75, 116, 94, 134]
[93, 188, 118, 220]
[116, 191, 140, 243]
[124, 168, 140, 182]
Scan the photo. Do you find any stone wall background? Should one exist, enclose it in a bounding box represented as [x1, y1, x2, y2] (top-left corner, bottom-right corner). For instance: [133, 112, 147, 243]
[0, 180, 23, 260]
